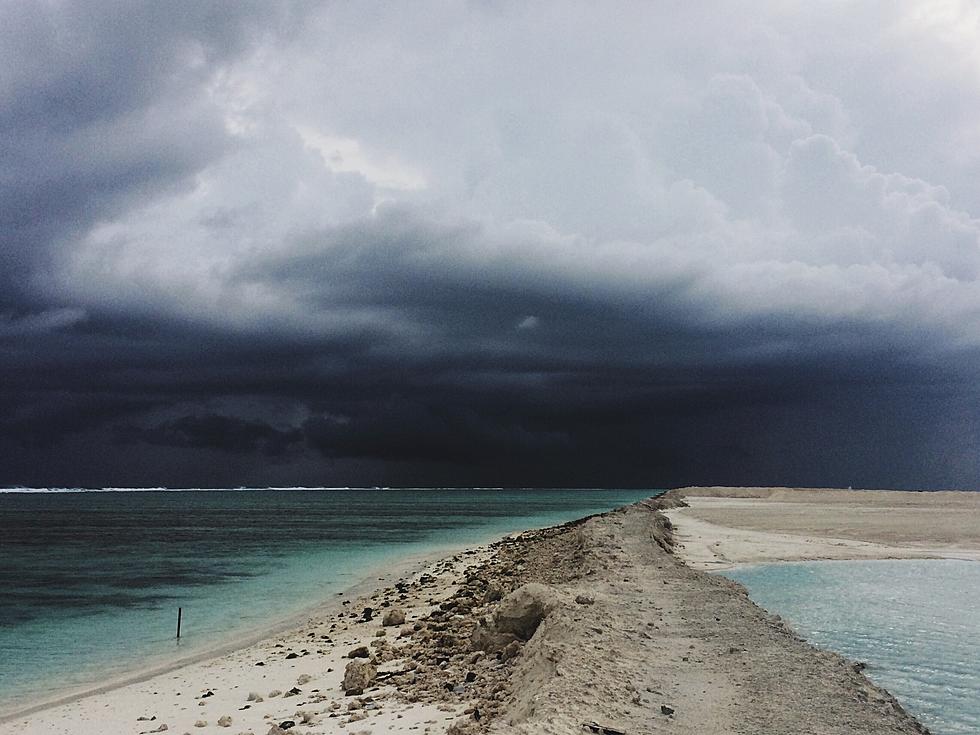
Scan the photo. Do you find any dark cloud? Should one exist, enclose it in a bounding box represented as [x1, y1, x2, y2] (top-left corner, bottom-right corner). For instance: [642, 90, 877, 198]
[0, 0, 306, 305]
[3, 2, 980, 490]
[120, 414, 303, 457]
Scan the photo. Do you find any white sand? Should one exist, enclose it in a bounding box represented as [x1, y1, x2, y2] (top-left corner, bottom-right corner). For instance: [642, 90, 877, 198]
[0, 546, 489, 735]
[665, 487, 980, 569]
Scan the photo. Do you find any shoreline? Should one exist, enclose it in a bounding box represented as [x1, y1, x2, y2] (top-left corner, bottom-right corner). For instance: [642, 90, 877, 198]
[6, 487, 975, 734]
[0, 518, 566, 726]
[0, 540, 462, 723]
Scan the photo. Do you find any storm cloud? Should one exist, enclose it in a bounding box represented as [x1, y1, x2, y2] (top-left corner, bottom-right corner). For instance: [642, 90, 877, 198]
[4, 1, 980, 489]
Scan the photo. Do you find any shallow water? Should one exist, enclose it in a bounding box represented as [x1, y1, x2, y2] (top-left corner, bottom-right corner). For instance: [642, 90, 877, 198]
[724, 559, 980, 735]
[0, 487, 656, 708]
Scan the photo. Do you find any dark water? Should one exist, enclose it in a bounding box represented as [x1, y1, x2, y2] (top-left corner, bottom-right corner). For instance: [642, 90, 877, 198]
[0, 487, 656, 707]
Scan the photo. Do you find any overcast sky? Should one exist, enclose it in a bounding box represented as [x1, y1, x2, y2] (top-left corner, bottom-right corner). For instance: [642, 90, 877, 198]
[4, 1, 980, 488]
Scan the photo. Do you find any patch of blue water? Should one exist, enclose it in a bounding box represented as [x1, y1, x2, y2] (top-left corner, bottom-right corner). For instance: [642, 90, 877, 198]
[0, 487, 656, 709]
[724, 560, 980, 735]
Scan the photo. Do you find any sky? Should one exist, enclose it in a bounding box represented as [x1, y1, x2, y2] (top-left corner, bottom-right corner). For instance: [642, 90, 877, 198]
[4, 1, 980, 489]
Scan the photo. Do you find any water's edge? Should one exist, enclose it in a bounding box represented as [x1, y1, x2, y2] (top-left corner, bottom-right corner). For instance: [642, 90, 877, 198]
[0, 499, 640, 723]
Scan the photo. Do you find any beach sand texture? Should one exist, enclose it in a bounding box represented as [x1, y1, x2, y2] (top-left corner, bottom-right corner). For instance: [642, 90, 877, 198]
[4, 488, 966, 734]
[665, 486, 980, 569]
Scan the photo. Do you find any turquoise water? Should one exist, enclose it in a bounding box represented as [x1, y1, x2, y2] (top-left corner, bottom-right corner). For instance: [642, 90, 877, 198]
[724, 560, 980, 735]
[0, 487, 655, 710]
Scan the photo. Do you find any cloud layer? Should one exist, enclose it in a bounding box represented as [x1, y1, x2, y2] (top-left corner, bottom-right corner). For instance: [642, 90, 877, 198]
[4, 1, 980, 488]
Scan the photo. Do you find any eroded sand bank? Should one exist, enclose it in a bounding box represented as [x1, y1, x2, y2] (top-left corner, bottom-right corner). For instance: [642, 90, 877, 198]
[2, 491, 944, 735]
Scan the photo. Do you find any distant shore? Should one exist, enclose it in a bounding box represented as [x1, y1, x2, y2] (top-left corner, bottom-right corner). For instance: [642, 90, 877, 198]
[664, 485, 980, 569]
[6, 487, 972, 734]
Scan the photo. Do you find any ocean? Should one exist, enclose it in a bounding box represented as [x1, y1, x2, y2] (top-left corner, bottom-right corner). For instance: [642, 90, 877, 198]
[0, 487, 655, 711]
[725, 559, 980, 735]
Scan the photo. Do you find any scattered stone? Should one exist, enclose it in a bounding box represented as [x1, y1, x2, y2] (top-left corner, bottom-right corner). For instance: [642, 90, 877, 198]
[217, 715, 233, 727]
[246, 692, 264, 702]
[382, 607, 406, 626]
[348, 645, 370, 658]
[284, 686, 302, 697]
[575, 594, 595, 605]
[296, 673, 312, 685]
[661, 704, 674, 716]
[284, 652, 298, 660]
[278, 721, 296, 731]
[343, 659, 377, 695]
[267, 689, 282, 698]
[194, 721, 207, 728]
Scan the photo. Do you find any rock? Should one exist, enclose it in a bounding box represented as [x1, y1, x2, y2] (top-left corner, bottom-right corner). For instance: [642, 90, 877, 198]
[267, 689, 282, 698]
[194, 721, 207, 728]
[347, 645, 370, 658]
[278, 721, 296, 730]
[284, 686, 302, 697]
[150, 726, 168, 733]
[284, 652, 298, 660]
[470, 623, 518, 652]
[483, 583, 504, 603]
[266, 726, 287, 735]
[661, 704, 674, 716]
[382, 607, 406, 626]
[574, 594, 595, 605]
[296, 673, 312, 685]
[493, 583, 560, 640]
[246, 692, 263, 702]
[218, 715, 233, 727]
[361, 607, 374, 621]
[500, 640, 522, 661]
[343, 659, 377, 695]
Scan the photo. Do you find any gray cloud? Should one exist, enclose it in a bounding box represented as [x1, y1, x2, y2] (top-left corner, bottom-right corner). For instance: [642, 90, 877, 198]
[3, 1, 980, 488]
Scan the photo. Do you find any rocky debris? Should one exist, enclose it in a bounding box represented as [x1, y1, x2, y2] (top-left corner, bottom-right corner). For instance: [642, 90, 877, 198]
[584, 722, 626, 735]
[217, 714, 233, 727]
[246, 691, 263, 702]
[382, 607, 406, 626]
[194, 720, 207, 728]
[660, 704, 674, 716]
[347, 645, 370, 658]
[575, 594, 595, 605]
[343, 659, 377, 695]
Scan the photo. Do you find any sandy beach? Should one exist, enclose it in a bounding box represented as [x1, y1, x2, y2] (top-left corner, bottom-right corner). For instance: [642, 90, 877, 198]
[7, 487, 977, 735]
[664, 486, 980, 570]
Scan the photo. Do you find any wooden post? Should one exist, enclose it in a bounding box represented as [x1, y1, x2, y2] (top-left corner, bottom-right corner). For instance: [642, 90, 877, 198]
[177, 607, 182, 639]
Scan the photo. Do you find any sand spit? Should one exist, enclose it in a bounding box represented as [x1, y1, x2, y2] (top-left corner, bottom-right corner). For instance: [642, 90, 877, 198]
[1, 493, 935, 735]
[665, 485, 980, 569]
